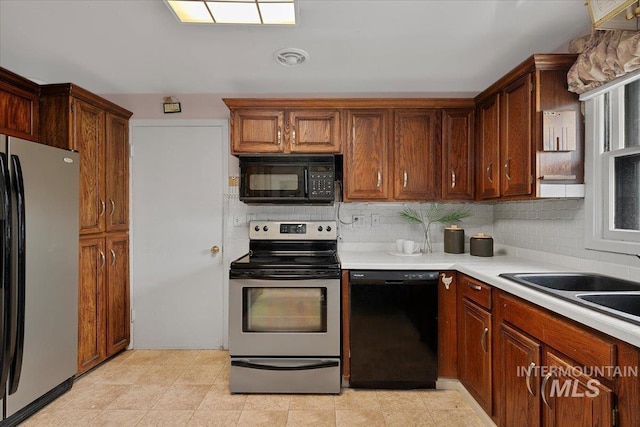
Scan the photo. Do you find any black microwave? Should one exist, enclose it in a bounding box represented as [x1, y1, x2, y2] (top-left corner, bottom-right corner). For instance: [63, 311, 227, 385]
[239, 155, 336, 204]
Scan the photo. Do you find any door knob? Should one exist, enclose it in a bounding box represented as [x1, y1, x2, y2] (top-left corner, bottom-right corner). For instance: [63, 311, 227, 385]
[210, 245, 220, 254]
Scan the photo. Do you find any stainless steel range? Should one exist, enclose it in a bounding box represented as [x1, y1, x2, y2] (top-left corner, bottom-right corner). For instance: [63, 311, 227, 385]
[228, 221, 341, 394]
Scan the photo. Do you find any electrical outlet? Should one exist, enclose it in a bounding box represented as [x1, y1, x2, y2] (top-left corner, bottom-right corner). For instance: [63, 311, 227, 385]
[352, 215, 366, 228]
[371, 214, 380, 227]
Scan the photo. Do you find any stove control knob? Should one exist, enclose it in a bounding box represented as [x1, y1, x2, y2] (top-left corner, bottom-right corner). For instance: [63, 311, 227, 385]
[317, 226, 323, 232]
[263, 226, 269, 232]
[254, 225, 260, 232]
[326, 226, 332, 232]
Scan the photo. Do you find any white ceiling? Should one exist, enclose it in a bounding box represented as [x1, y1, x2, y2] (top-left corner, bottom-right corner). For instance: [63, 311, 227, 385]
[0, 0, 591, 98]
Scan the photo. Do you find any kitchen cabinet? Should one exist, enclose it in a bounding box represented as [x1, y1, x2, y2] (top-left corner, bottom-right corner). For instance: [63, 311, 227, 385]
[228, 108, 341, 154]
[0, 67, 39, 141]
[40, 83, 132, 374]
[438, 271, 457, 378]
[474, 54, 582, 200]
[457, 274, 492, 414]
[393, 109, 440, 200]
[78, 234, 130, 374]
[441, 108, 474, 200]
[344, 108, 440, 201]
[494, 289, 638, 427]
[344, 109, 390, 200]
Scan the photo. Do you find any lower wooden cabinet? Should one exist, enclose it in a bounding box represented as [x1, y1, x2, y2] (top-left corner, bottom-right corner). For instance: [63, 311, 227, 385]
[78, 234, 130, 374]
[459, 298, 492, 413]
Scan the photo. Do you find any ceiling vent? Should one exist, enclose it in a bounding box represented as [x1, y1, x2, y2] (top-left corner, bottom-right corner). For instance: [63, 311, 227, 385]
[274, 48, 309, 67]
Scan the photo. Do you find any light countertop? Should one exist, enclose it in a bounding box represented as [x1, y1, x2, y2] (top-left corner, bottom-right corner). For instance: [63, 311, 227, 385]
[338, 244, 640, 348]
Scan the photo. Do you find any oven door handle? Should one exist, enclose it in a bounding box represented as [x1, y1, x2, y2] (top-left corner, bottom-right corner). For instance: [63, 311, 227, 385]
[231, 359, 339, 371]
[230, 271, 340, 280]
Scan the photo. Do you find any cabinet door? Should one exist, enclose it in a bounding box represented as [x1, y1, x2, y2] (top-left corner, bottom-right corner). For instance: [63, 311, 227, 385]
[0, 80, 38, 141]
[344, 110, 390, 200]
[105, 114, 129, 232]
[477, 94, 500, 199]
[78, 238, 106, 374]
[74, 99, 106, 234]
[501, 73, 534, 197]
[499, 323, 542, 427]
[393, 109, 440, 200]
[543, 350, 614, 427]
[288, 110, 341, 153]
[438, 272, 457, 378]
[106, 234, 130, 357]
[459, 299, 492, 413]
[231, 109, 284, 153]
[442, 109, 474, 200]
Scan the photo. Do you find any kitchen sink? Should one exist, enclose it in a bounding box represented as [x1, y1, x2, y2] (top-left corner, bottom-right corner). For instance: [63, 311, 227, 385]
[499, 272, 640, 292]
[500, 272, 640, 326]
[577, 294, 640, 318]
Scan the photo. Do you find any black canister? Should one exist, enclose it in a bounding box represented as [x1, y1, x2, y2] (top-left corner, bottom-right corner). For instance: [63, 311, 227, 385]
[444, 225, 465, 254]
[470, 233, 493, 257]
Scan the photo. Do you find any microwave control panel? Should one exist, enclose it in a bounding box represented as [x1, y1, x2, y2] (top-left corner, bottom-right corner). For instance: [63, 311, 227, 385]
[309, 166, 334, 199]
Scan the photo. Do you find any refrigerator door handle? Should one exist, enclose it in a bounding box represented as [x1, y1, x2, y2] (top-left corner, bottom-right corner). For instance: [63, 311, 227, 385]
[8, 154, 26, 394]
[0, 152, 12, 395]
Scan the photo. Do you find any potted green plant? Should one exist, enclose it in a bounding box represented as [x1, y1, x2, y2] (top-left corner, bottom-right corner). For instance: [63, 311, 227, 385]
[400, 203, 473, 253]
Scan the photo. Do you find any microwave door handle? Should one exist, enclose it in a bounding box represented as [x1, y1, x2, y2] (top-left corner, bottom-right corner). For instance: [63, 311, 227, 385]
[304, 168, 309, 197]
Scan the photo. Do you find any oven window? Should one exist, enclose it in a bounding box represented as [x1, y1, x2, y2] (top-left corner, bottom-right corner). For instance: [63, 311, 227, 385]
[243, 287, 327, 333]
[249, 173, 299, 191]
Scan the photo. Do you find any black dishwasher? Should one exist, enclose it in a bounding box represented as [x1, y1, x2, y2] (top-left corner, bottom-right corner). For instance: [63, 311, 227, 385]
[349, 270, 438, 389]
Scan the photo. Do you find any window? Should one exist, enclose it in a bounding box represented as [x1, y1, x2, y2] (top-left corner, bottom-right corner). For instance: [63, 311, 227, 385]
[583, 70, 640, 254]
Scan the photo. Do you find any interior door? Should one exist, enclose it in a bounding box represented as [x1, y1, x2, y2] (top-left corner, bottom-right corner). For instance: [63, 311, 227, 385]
[130, 120, 226, 349]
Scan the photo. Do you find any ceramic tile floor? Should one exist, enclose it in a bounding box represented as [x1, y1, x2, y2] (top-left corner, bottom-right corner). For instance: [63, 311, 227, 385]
[21, 350, 485, 427]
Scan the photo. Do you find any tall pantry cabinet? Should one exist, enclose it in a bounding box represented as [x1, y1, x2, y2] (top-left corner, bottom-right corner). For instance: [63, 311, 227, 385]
[40, 84, 132, 374]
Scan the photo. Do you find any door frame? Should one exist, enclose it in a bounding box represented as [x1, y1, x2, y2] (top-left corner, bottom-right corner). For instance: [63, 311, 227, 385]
[128, 119, 230, 349]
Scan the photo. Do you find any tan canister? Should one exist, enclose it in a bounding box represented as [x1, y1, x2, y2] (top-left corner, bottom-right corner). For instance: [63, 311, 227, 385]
[444, 225, 465, 254]
[470, 233, 493, 257]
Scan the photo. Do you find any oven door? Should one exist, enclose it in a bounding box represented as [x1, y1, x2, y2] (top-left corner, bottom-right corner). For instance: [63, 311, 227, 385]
[229, 278, 340, 357]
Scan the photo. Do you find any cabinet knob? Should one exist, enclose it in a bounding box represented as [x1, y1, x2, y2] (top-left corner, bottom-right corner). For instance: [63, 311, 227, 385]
[210, 245, 220, 254]
[451, 170, 456, 189]
[377, 170, 382, 188]
[403, 170, 408, 188]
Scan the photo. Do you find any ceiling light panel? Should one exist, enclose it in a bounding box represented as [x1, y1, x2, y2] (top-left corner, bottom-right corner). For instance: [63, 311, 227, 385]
[167, 1, 296, 25]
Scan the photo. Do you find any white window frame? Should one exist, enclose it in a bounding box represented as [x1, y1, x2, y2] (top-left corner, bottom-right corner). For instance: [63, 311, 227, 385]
[582, 69, 640, 255]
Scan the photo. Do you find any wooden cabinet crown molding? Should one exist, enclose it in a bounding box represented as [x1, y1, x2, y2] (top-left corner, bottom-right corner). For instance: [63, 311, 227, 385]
[474, 54, 578, 105]
[223, 98, 475, 110]
[40, 83, 132, 119]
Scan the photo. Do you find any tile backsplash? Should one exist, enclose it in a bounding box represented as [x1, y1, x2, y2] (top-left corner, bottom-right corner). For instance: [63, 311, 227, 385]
[224, 195, 640, 277]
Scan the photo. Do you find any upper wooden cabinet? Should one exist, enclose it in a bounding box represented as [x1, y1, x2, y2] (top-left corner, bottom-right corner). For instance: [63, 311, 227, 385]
[474, 54, 582, 200]
[441, 108, 474, 200]
[227, 106, 341, 154]
[0, 67, 39, 141]
[344, 109, 390, 200]
[393, 109, 440, 200]
[40, 84, 132, 234]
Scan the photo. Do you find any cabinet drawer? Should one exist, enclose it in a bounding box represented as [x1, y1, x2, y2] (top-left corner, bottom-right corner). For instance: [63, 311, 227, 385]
[496, 291, 617, 378]
[459, 275, 492, 309]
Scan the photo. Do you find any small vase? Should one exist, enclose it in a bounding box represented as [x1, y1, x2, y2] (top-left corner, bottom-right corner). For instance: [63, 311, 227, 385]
[423, 223, 433, 253]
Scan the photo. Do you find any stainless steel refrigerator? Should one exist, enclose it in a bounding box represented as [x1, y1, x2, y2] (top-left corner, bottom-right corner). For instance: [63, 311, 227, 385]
[0, 135, 78, 426]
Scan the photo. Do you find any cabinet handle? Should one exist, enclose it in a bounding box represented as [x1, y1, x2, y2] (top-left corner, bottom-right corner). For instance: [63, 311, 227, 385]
[110, 249, 116, 266]
[99, 251, 105, 270]
[403, 170, 408, 188]
[440, 273, 453, 290]
[377, 170, 382, 188]
[468, 282, 482, 291]
[481, 327, 489, 354]
[525, 361, 536, 396]
[541, 372, 553, 408]
[109, 199, 115, 216]
[487, 162, 493, 183]
[99, 199, 106, 217]
[505, 158, 512, 181]
[277, 126, 282, 145]
[292, 126, 296, 144]
[451, 170, 456, 188]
